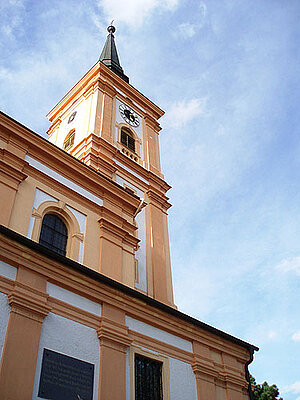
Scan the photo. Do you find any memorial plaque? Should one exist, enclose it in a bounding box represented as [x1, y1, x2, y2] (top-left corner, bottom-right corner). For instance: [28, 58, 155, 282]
[38, 348, 94, 400]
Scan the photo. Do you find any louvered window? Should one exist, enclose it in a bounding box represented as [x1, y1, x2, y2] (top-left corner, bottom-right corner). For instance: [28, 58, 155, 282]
[63, 130, 75, 150]
[135, 354, 163, 400]
[121, 128, 135, 152]
[39, 214, 68, 256]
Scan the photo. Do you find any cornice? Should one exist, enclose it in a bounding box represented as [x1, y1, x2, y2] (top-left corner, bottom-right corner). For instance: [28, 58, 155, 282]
[97, 79, 117, 97]
[70, 130, 171, 195]
[147, 189, 172, 211]
[0, 149, 28, 188]
[0, 112, 141, 213]
[8, 282, 51, 323]
[0, 225, 258, 354]
[144, 114, 161, 131]
[192, 361, 219, 380]
[98, 207, 139, 249]
[46, 61, 164, 125]
[97, 316, 132, 352]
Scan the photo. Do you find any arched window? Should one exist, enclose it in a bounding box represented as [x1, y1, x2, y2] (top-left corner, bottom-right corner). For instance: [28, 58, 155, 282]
[63, 129, 75, 151]
[39, 214, 68, 256]
[121, 128, 135, 152]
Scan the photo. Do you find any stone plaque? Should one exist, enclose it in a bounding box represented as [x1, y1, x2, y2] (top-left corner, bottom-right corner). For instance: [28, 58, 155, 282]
[38, 348, 94, 400]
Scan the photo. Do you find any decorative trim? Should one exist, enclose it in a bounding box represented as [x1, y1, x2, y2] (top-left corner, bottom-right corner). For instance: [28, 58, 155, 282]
[130, 345, 170, 400]
[0, 275, 15, 295]
[97, 316, 132, 353]
[25, 155, 103, 206]
[129, 329, 192, 365]
[31, 200, 83, 262]
[8, 282, 51, 323]
[0, 225, 258, 354]
[114, 159, 148, 184]
[48, 297, 101, 330]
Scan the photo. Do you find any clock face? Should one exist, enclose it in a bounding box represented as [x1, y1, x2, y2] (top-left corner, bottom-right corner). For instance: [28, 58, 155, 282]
[119, 104, 140, 127]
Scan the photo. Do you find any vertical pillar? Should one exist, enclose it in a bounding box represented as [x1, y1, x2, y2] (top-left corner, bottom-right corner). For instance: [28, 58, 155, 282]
[0, 149, 27, 226]
[0, 268, 50, 400]
[146, 190, 174, 306]
[144, 115, 161, 175]
[192, 341, 217, 400]
[99, 81, 116, 142]
[221, 353, 249, 400]
[97, 303, 132, 400]
[98, 206, 139, 284]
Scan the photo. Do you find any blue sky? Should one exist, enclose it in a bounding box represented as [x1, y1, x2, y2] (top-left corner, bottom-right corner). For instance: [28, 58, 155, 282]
[1, 0, 300, 397]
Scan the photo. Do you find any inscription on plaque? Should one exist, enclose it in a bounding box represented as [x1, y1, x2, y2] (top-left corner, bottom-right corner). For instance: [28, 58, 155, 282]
[38, 348, 94, 400]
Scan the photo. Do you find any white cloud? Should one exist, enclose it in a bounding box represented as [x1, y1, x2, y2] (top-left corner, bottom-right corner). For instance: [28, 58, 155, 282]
[282, 381, 300, 395]
[163, 98, 207, 129]
[0, 0, 25, 39]
[175, 3, 207, 39]
[177, 22, 196, 38]
[267, 330, 277, 340]
[99, 0, 179, 28]
[276, 256, 300, 275]
[292, 330, 300, 342]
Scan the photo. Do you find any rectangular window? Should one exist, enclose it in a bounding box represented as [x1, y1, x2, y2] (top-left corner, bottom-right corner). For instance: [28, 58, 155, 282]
[135, 354, 163, 400]
[130, 346, 169, 400]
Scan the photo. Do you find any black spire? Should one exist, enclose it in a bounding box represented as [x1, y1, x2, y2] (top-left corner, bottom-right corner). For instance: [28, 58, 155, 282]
[99, 24, 129, 83]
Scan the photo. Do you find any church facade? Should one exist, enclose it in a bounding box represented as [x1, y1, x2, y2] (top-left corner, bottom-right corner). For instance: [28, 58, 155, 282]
[0, 25, 257, 400]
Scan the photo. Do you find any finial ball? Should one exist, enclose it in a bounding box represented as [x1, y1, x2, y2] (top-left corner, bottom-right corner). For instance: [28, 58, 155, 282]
[107, 24, 115, 34]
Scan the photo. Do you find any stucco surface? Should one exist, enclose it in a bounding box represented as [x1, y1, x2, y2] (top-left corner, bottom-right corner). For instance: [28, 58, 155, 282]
[0, 292, 10, 361]
[134, 207, 147, 292]
[32, 313, 100, 400]
[126, 316, 192, 352]
[169, 357, 197, 400]
[47, 282, 101, 315]
[0, 260, 17, 281]
[25, 155, 103, 206]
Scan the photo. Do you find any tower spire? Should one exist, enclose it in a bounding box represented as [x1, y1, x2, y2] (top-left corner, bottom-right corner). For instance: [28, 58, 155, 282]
[99, 23, 129, 83]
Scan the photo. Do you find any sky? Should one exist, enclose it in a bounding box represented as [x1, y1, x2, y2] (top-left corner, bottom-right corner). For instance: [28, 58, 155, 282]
[1, 0, 300, 398]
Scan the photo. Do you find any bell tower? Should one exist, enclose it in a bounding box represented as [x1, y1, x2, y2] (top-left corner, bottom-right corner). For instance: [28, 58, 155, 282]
[46, 25, 174, 307]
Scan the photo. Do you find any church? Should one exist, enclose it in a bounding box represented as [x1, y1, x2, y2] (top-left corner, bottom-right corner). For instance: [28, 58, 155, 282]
[0, 24, 257, 400]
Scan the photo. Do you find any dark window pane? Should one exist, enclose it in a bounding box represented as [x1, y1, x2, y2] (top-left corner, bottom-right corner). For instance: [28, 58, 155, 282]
[135, 354, 163, 400]
[39, 214, 68, 256]
[121, 130, 127, 146]
[121, 129, 135, 152]
[63, 131, 75, 150]
[127, 135, 135, 151]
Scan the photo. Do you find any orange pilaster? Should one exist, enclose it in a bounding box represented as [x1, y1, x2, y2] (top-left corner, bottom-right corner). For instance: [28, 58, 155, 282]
[97, 303, 131, 400]
[0, 268, 50, 400]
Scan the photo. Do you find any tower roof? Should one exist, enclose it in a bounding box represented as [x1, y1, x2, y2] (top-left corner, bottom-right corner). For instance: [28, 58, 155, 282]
[99, 24, 129, 83]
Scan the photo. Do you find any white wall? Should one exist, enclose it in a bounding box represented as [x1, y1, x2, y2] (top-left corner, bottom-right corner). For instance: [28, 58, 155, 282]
[0, 260, 17, 281]
[0, 293, 10, 362]
[32, 313, 100, 400]
[126, 316, 192, 353]
[0, 261, 16, 361]
[25, 157, 103, 207]
[47, 283, 101, 316]
[169, 357, 197, 400]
